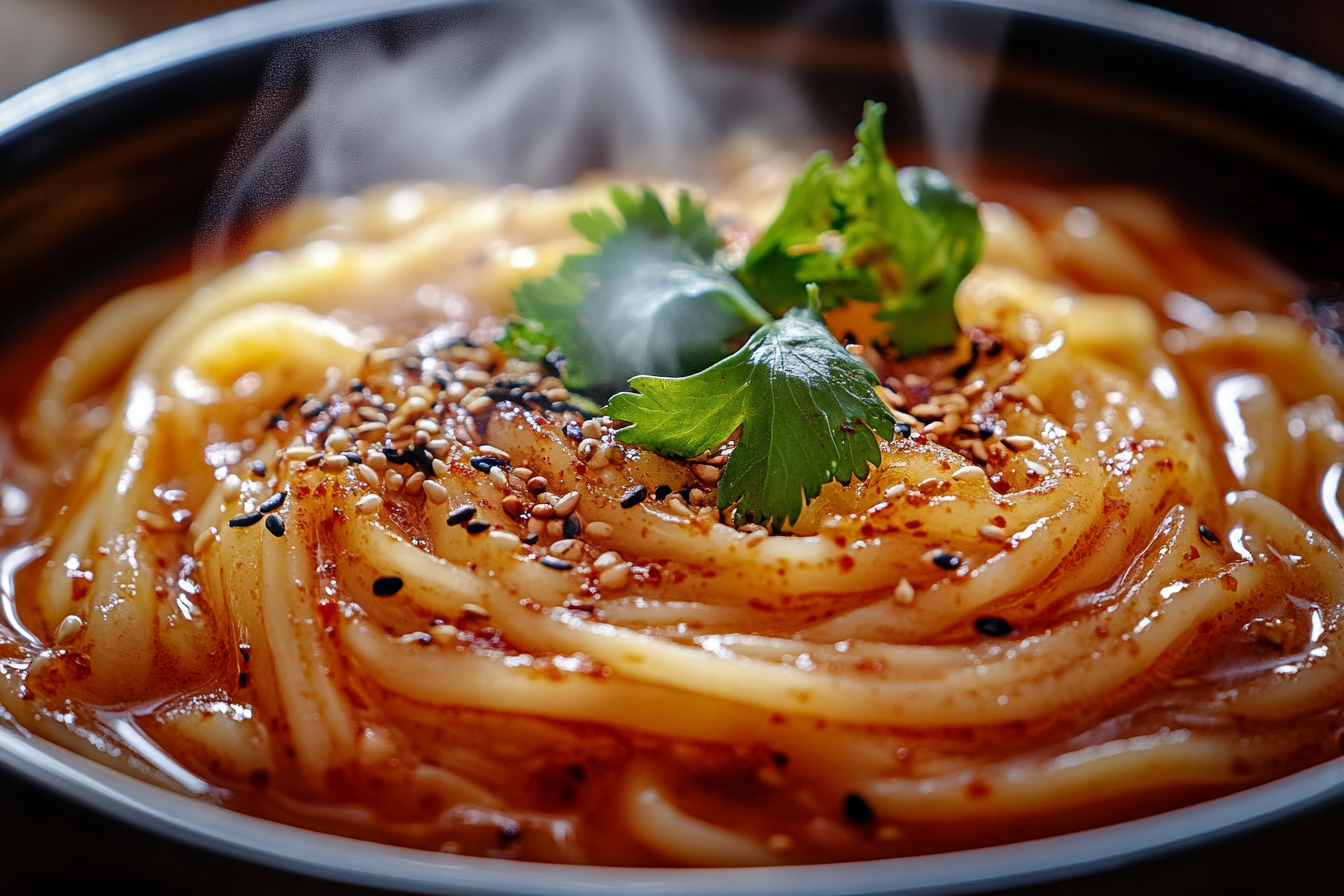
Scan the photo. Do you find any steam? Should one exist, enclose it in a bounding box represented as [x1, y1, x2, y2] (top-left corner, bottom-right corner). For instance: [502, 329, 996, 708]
[199, 0, 809, 265]
[891, 0, 1007, 180]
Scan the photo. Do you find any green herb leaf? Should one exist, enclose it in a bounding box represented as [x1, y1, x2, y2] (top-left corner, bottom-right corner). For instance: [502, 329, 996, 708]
[733, 101, 983, 356]
[507, 186, 769, 400]
[607, 306, 896, 530]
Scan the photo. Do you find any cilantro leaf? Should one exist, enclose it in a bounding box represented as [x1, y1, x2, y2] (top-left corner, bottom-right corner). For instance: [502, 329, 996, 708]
[508, 186, 769, 400]
[733, 101, 983, 356]
[607, 306, 896, 531]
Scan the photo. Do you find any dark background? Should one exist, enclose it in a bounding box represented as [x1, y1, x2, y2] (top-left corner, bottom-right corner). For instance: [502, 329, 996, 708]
[2, 1, 1344, 894]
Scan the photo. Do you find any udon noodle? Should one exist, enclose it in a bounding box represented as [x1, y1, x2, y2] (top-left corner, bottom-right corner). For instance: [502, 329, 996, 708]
[2, 148, 1343, 866]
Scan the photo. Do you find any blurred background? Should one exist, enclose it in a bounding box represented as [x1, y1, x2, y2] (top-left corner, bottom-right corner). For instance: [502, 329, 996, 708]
[0, 0, 1342, 101]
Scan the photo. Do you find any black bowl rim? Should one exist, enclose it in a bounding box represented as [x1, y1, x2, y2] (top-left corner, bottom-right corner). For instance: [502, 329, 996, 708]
[3, 1, 1344, 893]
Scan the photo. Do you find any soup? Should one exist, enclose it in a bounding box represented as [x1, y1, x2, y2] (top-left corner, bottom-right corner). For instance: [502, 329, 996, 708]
[1, 121, 1343, 866]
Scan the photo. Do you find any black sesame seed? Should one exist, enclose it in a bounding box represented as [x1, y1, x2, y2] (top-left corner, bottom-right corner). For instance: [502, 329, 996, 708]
[228, 512, 264, 528]
[978, 422, 997, 440]
[563, 424, 584, 441]
[496, 819, 522, 843]
[248, 460, 267, 477]
[373, 576, 404, 596]
[342, 452, 362, 465]
[470, 455, 506, 473]
[621, 485, 648, 509]
[465, 520, 491, 535]
[522, 533, 539, 545]
[281, 396, 298, 410]
[894, 421, 912, 439]
[266, 412, 285, 429]
[843, 793, 874, 825]
[540, 556, 573, 571]
[932, 552, 962, 570]
[264, 514, 286, 537]
[300, 399, 324, 418]
[654, 485, 672, 501]
[541, 351, 564, 378]
[258, 492, 287, 514]
[1198, 524, 1221, 545]
[238, 671, 250, 689]
[561, 514, 581, 539]
[975, 616, 1013, 637]
[446, 505, 477, 526]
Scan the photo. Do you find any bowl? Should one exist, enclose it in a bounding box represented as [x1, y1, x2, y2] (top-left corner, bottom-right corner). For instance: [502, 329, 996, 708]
[3, 0, 1344, 892]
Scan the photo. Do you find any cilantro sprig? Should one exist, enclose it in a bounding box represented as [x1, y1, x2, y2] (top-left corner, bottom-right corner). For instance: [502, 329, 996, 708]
[735, 101, 983, 356]
[498, 103, 984, 529]
[607, 294, 895, 529]
[501, 186, 769, 401]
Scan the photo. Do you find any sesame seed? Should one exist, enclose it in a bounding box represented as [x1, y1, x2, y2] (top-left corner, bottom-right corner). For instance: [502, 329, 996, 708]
[356, 464, 380, 488]
[488, 467, 508, 490]
[1025, 460, 1050, 477]
[326, 429, 351, 453]
[366, 450, 388, 471]
[577, 438, 600, 461]
[540, 556, 573, 571]
[692, 464, 722, 484]
[549, 539, 584, 561]
[320, 454, 349, 473]
[431, 458, 450, 478]
[404, 471, 425, 496]
[478, 444, 511, 462]
[249, 459, 269, 477]
[893, 578, 915, 604]
[427, 439, 451, 458]
[917, 477, 942, 492]
[464, 396, 494, 414]
[429, 624, 459, 645]
[355, 494, 383, 515]
[283, 446, 316, 462]
[620, 485, 648, 509]
[355, 422, 388, 439]
[598, 562, 629, 590]
[843, 793, 874, 825]
[979, 524, 1007, 540]
[665, 495, 694, 518]
[554, 491, 580, 517]
[952, 466, 987, 482]
[461, 603, 490, 621]
[264, 514, 286, 537]
[931, 551, 962, 570]
[588, 446, 611, 469]
[1198, 525, 1221, 545]
[384, 470, 405, 491]
[446, 505, 477, 526]
[585, 521, 613, 538]
[55, 614, 84, 645]
[228, 512, 265, 528]
[1026, 394, 1045, 414]
[222, 475, 242, 502]
[975, 616, 1013, 637]
[488, 531, 521, 550]
[561, 514, 581, 539]
[1002, 435, 1037, 452]
[532, 503, 555, 519]
[526, 476, 548, 494]
[465, 520, 490, 535]
[581, 419, 603, 440]
[372, 576, 403, 596]
[423, 480, 448, 504]
[884, 483, 907, 499]
[469, 455, 506, 473]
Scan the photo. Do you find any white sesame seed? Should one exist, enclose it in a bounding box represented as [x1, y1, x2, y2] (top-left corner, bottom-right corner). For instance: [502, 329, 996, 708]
[488, 466, 508, 490]
[427, 439, 451, 458]
[355, 494, 383, 515]
[585, 521, 613, 538]
[429, 624, 459, 645]
[665, 495, 694, 518]
[384, 470, 405, 491]
[581, 419, 603, 440]
[884, 483, 908, 499]
[952, 466, 987, 481]
[465, 396, 494, 415]
[1025, 460, 1050, 477]
[587, 446, 611, 469]
[488, 530, 521, 550]
[320, 454, 349, 473]
[479, 444, 510, 461]
[356, 464, 380, 488]
[326, 429, 351, 454]
[423, 480, 448, 504]
[577, 438, 600, 461]
[593, 551, 623, 570]
[461, 603, 490, 621]
[55, 614, 84, 644]
[553, 491, 580, 516]
[598, 562, 629, 590]
[893, 578, 915, 604]
[979, 524, 1007, 540]
[1026, 393, 1045, 414]
[693, 463, 722, 484]
[1002, 435, 1037, 451]
[432, 458, 450, 478]
[222, 474, 242, 502]
[284, 446, 316, 462]
[549, 539, 584, 561]
[405, 471, 425, 496]
[366, 450, 388, 471]
[401, 396, 430, 417]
